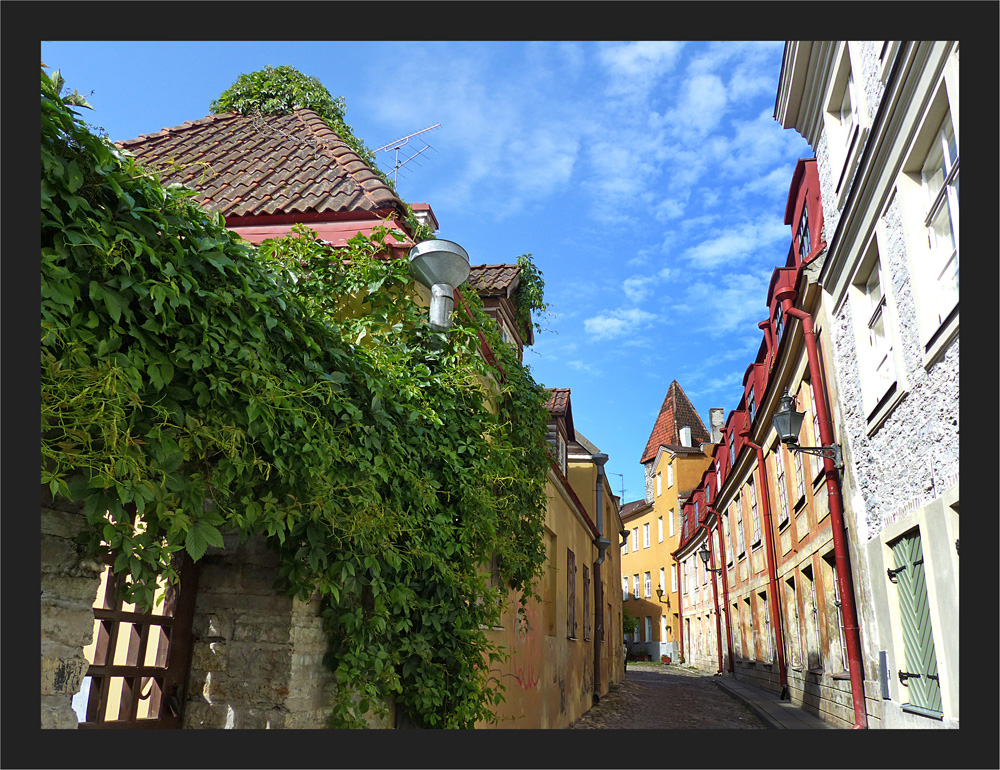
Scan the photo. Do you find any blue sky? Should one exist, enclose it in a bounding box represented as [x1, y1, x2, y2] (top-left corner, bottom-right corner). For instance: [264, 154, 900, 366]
[41, 40, 811, 505]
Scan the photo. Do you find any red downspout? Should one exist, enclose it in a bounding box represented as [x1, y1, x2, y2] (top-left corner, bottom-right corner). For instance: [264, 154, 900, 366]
[672, 547, 684, 664]
[707, 507, 734, 673]
[738, 430, 790, 700]
[696, 521, 724, 675]
[778, 290, 868, 730]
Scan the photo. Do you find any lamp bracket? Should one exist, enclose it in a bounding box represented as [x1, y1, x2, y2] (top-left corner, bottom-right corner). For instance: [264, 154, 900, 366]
[788, 442, 843, 470]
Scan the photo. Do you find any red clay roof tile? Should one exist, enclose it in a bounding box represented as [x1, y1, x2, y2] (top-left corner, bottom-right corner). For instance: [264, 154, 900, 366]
[117, 109, 405, 220]
[639, 380, 711, 464]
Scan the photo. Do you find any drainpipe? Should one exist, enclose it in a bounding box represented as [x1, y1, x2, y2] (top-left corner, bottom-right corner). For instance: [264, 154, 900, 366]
[738, 429, 790, 700]
[672, 546, 684, 664]
[777, 289, 868, 730]
[706, 507, 734, 674]
[591, 453, 610, 705]
[696, 521, 724, 675]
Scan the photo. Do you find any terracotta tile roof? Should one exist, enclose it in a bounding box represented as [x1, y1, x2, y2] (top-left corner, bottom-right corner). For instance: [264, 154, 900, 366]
[116, 109, 405, 220]
[544, 387, 571, 417]
[639, 380, 711, 464]
[466, 264, 521, 297]
[620, 498, 652, 520]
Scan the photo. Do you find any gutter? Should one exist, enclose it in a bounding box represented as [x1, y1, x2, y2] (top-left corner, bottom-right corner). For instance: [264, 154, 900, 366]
[695, 520, 725, 676]
[776, 287, 868, 729]
[591, 453, 610, 704]
[707, 507, 735, 674]
[737, 428, 790, 701]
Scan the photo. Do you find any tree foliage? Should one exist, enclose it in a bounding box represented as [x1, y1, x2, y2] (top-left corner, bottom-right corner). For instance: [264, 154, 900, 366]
[41, 68, 551, 728]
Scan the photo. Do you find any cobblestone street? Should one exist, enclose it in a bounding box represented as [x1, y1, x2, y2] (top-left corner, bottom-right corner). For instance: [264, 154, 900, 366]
[568, 663, 767, 729]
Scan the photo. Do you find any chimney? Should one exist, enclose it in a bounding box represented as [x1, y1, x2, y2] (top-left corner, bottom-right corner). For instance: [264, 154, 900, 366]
[679, 426, 692, 447]
[410, 202, 439, 234]
[709, 408, 725, 443]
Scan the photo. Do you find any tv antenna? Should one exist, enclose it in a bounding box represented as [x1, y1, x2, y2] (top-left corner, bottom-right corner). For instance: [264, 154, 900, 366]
[373, 123, 441, 186]
[609, 473, 626, 504]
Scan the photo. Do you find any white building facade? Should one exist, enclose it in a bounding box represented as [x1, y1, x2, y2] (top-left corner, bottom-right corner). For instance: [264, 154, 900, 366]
[776, 40, 959, 729]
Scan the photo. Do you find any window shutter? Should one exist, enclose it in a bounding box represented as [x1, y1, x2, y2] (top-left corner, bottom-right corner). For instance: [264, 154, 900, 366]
[566, 548, 576, 638]
[889, 530, 942, 712]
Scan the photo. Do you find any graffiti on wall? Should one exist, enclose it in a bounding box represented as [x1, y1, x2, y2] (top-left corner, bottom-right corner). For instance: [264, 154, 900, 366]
[488, 604, 542, 691]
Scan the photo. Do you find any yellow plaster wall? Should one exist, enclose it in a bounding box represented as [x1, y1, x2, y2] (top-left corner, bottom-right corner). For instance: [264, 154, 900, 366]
[478, 465, 622, 729]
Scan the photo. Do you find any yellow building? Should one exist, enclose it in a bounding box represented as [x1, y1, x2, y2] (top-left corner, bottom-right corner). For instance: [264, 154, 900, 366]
[479, 388, 624, 728]
[622, 380, 715, 660]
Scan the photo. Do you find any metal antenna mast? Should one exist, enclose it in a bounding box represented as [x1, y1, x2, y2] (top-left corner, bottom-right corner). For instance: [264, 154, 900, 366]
[609, 473, 626, 504]
[373, 123, 441, 186]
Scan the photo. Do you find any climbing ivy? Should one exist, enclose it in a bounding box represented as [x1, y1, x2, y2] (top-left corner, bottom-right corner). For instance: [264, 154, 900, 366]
[40, 68, 551, 728]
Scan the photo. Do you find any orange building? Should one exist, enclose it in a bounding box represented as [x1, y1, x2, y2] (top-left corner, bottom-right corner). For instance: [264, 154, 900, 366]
[621, 381, 715, 661]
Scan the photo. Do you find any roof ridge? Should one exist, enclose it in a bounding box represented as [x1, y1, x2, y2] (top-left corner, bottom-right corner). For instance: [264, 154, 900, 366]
[639, 379, 710, 464]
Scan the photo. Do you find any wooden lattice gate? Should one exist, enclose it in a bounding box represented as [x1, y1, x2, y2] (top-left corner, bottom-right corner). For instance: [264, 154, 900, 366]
[76, 554, 198, 728]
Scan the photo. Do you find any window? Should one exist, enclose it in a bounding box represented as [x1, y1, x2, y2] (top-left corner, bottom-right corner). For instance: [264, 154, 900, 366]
[661, 615, 668, 643]
[659, 567, 665, 594]
[656, 472, 662, 497]
[785, 578, 801, 668]
[644, 571, 651, 598]
[644, 616, 653, 644]
[583, 565, 591, 641]
[774, 450, 790, 527]
[668, 508, 675, 538]
[666, 462, 674, 488]
[632, 528, 638, 552]
[622, 575, 629, 601]
[773, 304, 784, 345]
[622, 537, 628, 556]
[793, 445, 806, 505]
[749, 479, 761, 543]
[860, 260, 896, 409]
[822, 552, 847, 672]
[544, 529, 557, 636]
[824, 45, 867, 202]
[671, 563, 677, 593]
[747, 386, 756, 425]
[809, 389, 823, 478]
[633, 574, 640, 600]
[898, 71, 959, 358]
[802, 564, 821, 670]
[734, 498, 746, 557]
[643, 523, 650, 549]
[797, 205, 812, 262]
[920, 112, 959, 328]
[723, 512, 732, 565]
[760, 591, 774, 663]
[657, 516, 663, 543]
[728, 436, 736, 468]
[888, 528, 942, 714]
[682, 562, 688, 595]
[566, 548, 577, 638]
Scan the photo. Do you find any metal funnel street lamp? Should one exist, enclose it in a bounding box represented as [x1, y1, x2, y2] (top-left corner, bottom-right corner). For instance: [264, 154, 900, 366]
[408, 239, 470, 330]
[698, 546, 722, 575]
[772, 390, 843, 470]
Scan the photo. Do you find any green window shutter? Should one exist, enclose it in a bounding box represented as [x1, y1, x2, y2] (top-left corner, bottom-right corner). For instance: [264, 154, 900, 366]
[889, 529, 942, 712]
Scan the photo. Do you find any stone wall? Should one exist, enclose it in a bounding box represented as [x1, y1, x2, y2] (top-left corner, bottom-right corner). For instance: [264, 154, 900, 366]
[40, 494, 103, 729]
[183, 533, 350, 729]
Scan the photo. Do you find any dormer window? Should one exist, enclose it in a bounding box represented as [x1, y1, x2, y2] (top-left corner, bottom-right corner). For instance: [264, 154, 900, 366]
[774, 305, 785, 344]
[728, 436, 736, 467]
[797, 205, 812, 262]
[747, 386, 756, 425]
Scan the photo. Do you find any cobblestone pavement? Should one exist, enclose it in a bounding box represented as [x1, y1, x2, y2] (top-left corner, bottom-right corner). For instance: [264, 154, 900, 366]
[568, 663, 767, 729]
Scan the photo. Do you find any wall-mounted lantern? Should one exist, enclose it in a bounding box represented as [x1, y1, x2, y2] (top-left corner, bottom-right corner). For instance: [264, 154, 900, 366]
[655, 587, 671, 607]
[697, 546, 722, 575]
[771, 389, 843, 470]
[408, 239, 470, 330]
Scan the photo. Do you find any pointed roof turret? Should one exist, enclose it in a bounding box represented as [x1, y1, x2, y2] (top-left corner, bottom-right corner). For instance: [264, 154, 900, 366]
[639, 380, 711, 464]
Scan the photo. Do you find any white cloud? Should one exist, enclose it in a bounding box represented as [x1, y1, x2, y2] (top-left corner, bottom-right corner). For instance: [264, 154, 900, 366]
[598, 41, 684, 101]
[583, 308, 659, 340]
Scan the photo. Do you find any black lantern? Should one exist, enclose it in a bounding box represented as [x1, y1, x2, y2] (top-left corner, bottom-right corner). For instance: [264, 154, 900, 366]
[655, 587, 670, 606]
[771, 389, 843, 470]
[698, 545, 722, 575]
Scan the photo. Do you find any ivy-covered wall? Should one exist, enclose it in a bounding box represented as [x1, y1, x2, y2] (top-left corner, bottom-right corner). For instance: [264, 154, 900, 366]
[41, 65, 552, 729]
